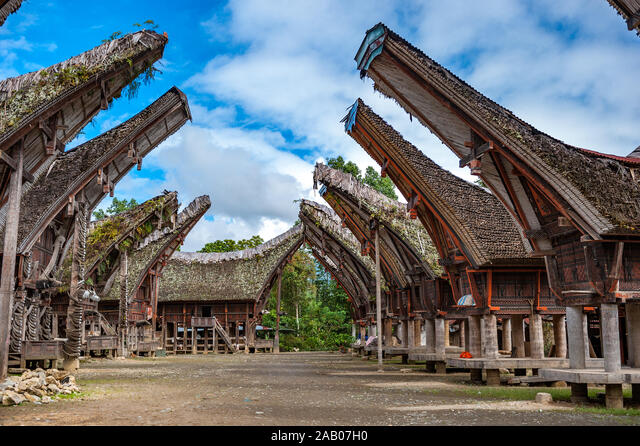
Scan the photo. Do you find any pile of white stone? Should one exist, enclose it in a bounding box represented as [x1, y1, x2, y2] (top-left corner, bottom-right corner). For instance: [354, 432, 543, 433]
[0, 368, 80, 406]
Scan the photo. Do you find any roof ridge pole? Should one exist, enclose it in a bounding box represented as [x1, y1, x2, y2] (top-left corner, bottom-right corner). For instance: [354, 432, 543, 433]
[0, 142, 22, 379]
[375, 226, 383, 372]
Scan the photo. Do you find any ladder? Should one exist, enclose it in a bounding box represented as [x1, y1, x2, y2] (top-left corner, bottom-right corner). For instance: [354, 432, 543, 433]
[214, 318, 237, 353]
[97, 312, 117, 336]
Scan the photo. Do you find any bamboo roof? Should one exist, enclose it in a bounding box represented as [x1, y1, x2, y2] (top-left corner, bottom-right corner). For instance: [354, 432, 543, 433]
[0, 30, 168, 216]
[103, 194, 211, 302]
[355, 23, 640, 237]
[0, 0, 22, 27]
[157, 225, 304, 303]
[3, 87, 190, 254]
[344, 99, 530, 267]
[608, 0, 640, 35]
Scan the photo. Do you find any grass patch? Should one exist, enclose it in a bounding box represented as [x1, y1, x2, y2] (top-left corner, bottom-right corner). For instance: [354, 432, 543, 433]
[55, 391, 89, 400]
[447, 385, 633, 405]
[574, 406, 640, 417]
[457, 386, 572, 401]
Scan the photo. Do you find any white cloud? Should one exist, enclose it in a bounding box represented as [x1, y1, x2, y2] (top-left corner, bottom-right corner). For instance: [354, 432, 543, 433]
[102, 0, 640, 251]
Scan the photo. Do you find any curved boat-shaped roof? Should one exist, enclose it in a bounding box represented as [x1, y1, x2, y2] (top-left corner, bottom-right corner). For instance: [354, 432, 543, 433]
[299, 199, 374, 315]
[103, 195, 211, 302]
[5, 87, 190, 254]
[355, 23, 640, 239]
[0, 0, 22, 27]
[607, 0, 640, 35]
[158, 224, 303, 304]
[0, 30, 168, 217]
[343, 99, 530, 268]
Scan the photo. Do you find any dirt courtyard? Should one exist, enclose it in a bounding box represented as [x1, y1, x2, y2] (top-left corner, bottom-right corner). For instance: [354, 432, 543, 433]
[0, 351, 638, 426]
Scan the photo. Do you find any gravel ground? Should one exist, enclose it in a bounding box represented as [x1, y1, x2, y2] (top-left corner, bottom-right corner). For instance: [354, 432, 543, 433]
[0, 351, 638, 426]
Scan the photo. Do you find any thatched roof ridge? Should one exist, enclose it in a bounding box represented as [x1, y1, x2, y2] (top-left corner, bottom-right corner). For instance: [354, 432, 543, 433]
[299, 198, 375, 275]
[176, 224, 303, 264]
[356, 23, 640, 235]
[158, 224, 303, 303]
[6, 87, 190, 254]
[0, 29, 167, 141]
[607, 0, 640, 35]
[314, 162, 441, 273]
[345, 99, 529, 266]
[103, 194, 211, 302]
[0, 0, 22, 26]
[85, 191, 179, 275]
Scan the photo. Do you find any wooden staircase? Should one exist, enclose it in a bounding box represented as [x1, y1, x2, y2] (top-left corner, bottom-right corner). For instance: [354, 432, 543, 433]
[214, 318, 237, 353]
[97, 312, 117, 336]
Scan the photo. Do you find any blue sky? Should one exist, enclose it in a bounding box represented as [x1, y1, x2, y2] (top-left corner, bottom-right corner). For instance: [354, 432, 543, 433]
[1, 0, 639, 251]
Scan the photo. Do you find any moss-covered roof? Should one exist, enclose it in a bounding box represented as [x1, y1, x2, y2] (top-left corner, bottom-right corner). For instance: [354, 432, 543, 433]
[0, 29, 167, 140]
[158, 225, 303, 302]
[357, 23, 640, 235]
[0, 0, 22, 27]
[103, 195, 211, 302]
[86, 191, 179, 275]
[5, 87, 190, 254]
[314, 162, 442, 275]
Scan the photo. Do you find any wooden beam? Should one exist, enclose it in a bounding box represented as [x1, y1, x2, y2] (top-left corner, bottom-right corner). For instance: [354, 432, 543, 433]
[0, 142, 23, 379]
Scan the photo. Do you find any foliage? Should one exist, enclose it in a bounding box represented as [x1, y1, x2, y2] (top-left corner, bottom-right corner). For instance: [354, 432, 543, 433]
[327, 156, 397, 199]
[261, 248, 353, 351]
[93, 197, 139, 220]
[363, 166, 397, 200]
[198, 235, 264, 253]
[327, 156, 362, 180]
[474, 178, 487, 189]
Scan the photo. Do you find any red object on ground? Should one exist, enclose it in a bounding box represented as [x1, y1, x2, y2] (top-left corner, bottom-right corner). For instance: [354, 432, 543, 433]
[460, 351, 472, 358]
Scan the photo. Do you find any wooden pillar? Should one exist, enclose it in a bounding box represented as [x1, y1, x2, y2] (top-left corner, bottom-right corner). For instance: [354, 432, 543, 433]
[0, 144, 23, 379]
[152, 270, 159, 341]
[566, 306, 587, 369]
[502, 318, 512, 353]
[383, 318, 393, 347]
[212, 321, 218, 354]
[375, 228, 383, 371]
[468, 315, 482, 357]
[63, 206, 83, 371]
[407, 319, 415, 349]
[511, 314, 526, 358]
[482, 314, 498, 359]
[191, 326, 196, 354]
[529, 313, 544, 359]
[553, 314, 567, 358]
[601, 303, 621, 373]
[118, 249, 128, 358]
[414, 319, 422, 347]
[274, 272, 282, 354]
[424, 318, 435, 353]
[627, 302, 640, 367]
[434, 317, 446, 357]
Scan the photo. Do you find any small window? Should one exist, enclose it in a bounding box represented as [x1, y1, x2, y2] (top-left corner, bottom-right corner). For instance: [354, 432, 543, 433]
[202, 306, 212, 318]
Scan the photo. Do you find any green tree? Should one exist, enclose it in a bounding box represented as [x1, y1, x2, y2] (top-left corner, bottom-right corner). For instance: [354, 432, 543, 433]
[327, 156, 361, 180]
[363, 166, 398, 200]
[93, 197, 139, 220]
[198, 235, 264, 253]
[327, 157, 398, 200]
[261, 249, 354, 352]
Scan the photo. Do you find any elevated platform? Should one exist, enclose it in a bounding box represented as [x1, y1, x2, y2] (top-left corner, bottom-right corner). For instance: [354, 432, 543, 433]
[448, 357, 570, 370]
[539, 367, 640, 384]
